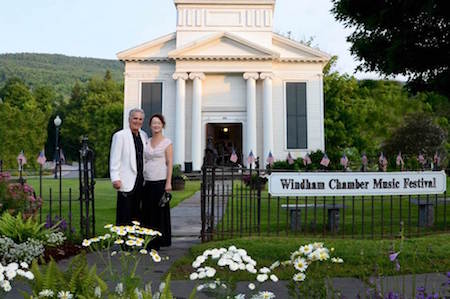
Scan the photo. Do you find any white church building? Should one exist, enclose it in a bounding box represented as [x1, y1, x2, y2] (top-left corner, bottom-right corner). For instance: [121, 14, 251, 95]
[117, 0, 330, 171]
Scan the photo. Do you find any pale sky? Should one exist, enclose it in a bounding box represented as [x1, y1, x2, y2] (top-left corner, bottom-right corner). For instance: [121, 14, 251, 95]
[0, 0, 395, 80]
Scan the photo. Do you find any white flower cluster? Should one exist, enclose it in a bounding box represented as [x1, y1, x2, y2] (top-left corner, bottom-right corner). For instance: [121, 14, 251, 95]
[231, 290, 276, 299]
[0, 261, 34, 293]
[46, 232, 66, 246]
[283, 242, 344, 282]
[82, 222, 161, 248]
[190, 246, 259, 277]
[190, 245, 279, 298]
[0, 236, 44, 265]
[38, 289, 73, 298]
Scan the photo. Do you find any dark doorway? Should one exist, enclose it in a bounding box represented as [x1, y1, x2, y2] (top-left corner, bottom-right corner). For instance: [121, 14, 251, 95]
[206, 123, 243, 166]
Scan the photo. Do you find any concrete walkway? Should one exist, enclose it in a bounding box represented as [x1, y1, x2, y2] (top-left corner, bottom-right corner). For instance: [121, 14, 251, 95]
[6, 191, 450, 298]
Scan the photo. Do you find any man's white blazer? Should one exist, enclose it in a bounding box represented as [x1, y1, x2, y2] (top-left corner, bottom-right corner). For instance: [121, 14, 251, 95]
[110, 128, 148, 192]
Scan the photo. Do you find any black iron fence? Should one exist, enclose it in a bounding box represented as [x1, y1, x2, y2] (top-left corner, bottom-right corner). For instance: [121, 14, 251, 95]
[0, 138, 96, 239]
[200, 163, 449, 242]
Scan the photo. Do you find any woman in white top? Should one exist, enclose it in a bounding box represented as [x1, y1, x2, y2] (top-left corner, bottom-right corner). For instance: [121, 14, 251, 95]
[143, 114, 173, 248]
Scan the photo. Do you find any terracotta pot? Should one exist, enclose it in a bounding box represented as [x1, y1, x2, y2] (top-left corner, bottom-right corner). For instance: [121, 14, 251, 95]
[173, 178, 185, 191]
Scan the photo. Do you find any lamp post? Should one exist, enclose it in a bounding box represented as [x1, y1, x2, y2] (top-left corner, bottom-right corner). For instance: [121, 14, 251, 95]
[54, 115, 62, 179]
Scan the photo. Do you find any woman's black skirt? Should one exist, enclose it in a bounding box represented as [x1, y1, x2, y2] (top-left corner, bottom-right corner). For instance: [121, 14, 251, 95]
[142, 180, 171, 247]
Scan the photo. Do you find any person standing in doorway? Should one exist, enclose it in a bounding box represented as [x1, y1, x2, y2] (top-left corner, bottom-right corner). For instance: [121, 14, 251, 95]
[110, 108, 148, 225]
[143, 114, 173, 249]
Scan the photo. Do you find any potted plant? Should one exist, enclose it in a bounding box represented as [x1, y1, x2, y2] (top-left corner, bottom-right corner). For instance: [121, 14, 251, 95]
[172, 164, 187, 191]
[242, 173, 268, 188]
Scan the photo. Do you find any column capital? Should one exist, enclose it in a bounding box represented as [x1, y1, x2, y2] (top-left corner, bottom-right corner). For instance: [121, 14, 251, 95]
[243, 72, 259, 80]
[189, 72, 205, 80]
[172, 72, 189, 80]
[260, 72, 274, 80]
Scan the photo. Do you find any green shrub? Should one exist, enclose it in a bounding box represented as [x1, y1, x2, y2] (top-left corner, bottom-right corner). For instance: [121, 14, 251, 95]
[0, 212, 57, 244]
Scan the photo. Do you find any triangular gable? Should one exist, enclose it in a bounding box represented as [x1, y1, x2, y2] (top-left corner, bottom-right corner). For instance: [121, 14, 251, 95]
[272, 33, 331, 62]
[169, 32, 280, 60]
[117, 33, 176, 61]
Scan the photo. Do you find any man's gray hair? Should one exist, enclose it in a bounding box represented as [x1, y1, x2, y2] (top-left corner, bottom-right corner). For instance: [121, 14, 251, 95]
[128, 108, 145, 119]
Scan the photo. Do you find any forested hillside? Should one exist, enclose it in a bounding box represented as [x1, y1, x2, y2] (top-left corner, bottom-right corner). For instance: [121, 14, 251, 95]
[0, 53, 123, 99]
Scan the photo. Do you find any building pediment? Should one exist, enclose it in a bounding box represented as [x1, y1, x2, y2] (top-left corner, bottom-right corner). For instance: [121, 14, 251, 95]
[117, 33, 176, 61]
[168, 32, 279, 60]
[272, 33, 331, 62]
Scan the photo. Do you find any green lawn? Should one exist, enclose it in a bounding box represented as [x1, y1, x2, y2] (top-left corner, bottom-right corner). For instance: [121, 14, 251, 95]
[211, 177, 450, 239]
[169, 234, 450, 281]
[27, 178, 201, 235]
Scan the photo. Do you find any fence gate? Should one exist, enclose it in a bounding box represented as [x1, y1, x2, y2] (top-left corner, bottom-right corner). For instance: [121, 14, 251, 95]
[79, 137, 96, 238]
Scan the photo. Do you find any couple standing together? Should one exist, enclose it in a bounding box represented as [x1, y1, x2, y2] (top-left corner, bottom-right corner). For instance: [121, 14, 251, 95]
[109, 108, 173, 249]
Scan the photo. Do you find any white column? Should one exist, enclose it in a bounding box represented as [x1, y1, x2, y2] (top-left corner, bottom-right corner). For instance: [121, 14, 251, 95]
[260, 72, 274, 165]
[243, 72, 259, 167]
[172, 72, 188, 169]
[189, 72, 205, 171]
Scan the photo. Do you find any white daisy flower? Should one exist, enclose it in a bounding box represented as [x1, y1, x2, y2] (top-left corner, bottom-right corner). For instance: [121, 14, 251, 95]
[294, 257, 308, 272]
[20, 262, 28, 269]
[270, 274, 279, 282]
[104, 224, 113, 229]
[259, 267, 271, 274]
[82, 239, 91, 247]
[189, 272, 198, 280]
[39, 289, 54, 297]
[256, 273, 268, 282]
[205, 268, 216, 277]
[57, 290, 73, 299]
[293, 272, 306, 282]
[152, 254, 161, 262]
[299, 244, 313, 255]
[248, 283, 255, 290]
[139, 249, 148, 255]
[257, 291, 275, 299]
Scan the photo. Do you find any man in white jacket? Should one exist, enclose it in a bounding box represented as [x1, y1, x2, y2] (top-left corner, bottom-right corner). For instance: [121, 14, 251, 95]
[110, 108, 148, 225]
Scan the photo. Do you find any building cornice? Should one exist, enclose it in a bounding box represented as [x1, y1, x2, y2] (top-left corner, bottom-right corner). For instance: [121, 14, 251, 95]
[174, 0, 275, 5]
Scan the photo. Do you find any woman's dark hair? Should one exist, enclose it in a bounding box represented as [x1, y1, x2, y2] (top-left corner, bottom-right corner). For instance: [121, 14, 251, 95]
[149, 113, 166, 128]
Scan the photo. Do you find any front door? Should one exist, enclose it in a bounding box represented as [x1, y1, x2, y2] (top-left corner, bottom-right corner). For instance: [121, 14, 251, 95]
[206, 123, 243, 166]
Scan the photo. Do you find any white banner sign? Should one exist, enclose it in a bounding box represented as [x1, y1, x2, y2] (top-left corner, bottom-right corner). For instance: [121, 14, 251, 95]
[268, 171, 447, 197]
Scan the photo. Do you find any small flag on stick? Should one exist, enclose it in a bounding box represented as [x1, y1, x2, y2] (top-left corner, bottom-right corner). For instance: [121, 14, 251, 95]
[320, 153, 330, 167]
[17, 150, 27, 166]
[303, 154, 312, 166]
[247, 150, 255, 165]
[266, 151, 274, 166]
[378, 152, 388, 171]
[340, 154, 348, 168]
[287, 152, 294, 165]
[37, 150, 46, 166]
[418, 153, 425, 165]
[230, 148, 238, 163]
[433, 152, 440, 166]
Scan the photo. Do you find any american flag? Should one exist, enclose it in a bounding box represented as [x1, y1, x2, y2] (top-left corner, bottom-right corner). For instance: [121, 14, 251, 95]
[361, 153, 368, 166]
[287, 152, 294, 165]
[266, 151, 274, 166]
[320, 153, 330, 167]
[230, 148, 238, 163]
[37, 150, 46, 166]
[433, 152, 440, 166]
[247, 150, 255, 165]
[303, 153, 312, 166]
[379, 152, 388, 166]
[418, 153, 425, 165]
[17, 150, 27, 166]
[340, 154, 348, 168]
[396, 152, 404, 167]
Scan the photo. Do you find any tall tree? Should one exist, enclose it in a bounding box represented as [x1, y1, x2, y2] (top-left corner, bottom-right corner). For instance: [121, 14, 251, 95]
[331, 0, 450, 96]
